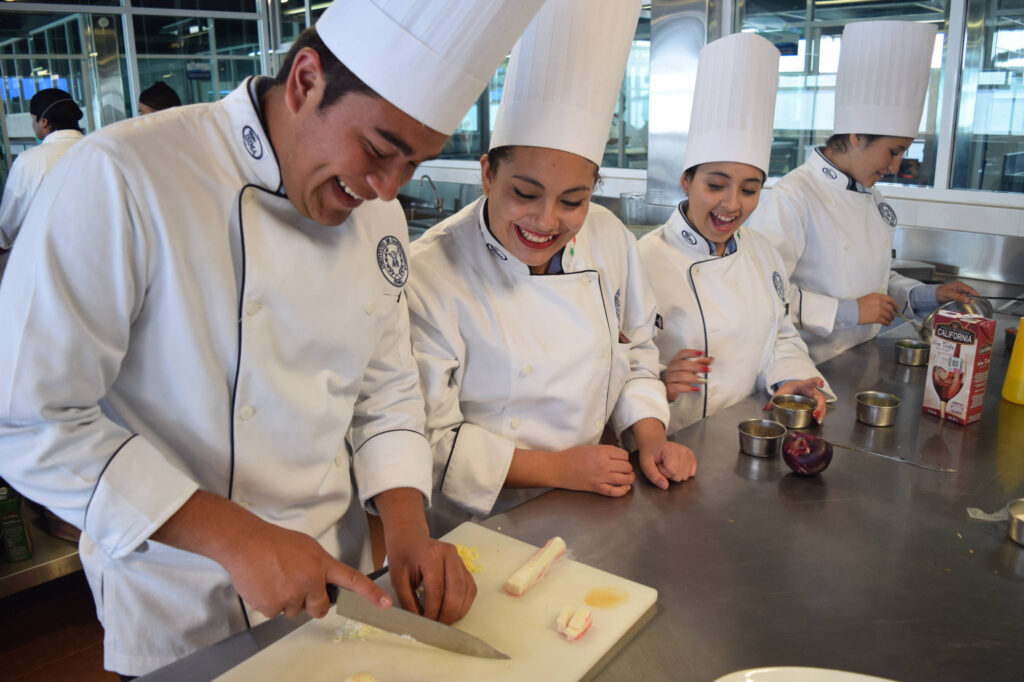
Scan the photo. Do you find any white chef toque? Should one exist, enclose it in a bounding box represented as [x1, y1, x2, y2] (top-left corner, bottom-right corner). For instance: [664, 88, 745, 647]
[833, 20, 938, 139]
[682, 32, 780, 177]
[488, 0, 642, 167]
[316, 0, 545, 136]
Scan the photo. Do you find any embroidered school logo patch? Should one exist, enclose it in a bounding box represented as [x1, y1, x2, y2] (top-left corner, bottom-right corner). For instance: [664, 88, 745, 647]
[821, 167, 838, 180]
[376, 236, 408, 287]
[681, 229, 698, 246]
[772, 271, 785, 302]
[614, 289, 622, 322]
[486, 243, 508, 261]
[241, 125, 263, 160]
[877, 202, 897, 227]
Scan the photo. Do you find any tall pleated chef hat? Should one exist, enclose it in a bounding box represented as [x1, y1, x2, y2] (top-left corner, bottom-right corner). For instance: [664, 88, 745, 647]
[834, 20, 938, 138]
[488, 0, 643, 167]
[682, 33, 780, 176]
[316, 0, 545, 136]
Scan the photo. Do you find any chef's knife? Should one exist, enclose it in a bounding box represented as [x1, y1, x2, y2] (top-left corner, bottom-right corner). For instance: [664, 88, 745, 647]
[335, 589, 510, 660]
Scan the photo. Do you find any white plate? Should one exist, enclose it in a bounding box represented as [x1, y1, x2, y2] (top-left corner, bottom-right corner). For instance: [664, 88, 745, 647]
[713, 668, 897, 682]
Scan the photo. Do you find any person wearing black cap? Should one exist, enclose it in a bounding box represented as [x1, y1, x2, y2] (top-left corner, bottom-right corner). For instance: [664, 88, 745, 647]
[0, 87, 83, 276]
[138, 81, 182, 114]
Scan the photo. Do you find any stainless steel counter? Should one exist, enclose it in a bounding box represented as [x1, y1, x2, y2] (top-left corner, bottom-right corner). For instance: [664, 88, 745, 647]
[140, 315, 1024, 682]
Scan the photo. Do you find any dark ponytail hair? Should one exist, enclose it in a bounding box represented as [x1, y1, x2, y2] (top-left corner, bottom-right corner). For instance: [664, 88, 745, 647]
[30, 88, 83, 132]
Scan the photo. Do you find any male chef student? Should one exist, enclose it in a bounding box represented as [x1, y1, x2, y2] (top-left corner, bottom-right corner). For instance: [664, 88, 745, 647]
[0, 0, 543, 677]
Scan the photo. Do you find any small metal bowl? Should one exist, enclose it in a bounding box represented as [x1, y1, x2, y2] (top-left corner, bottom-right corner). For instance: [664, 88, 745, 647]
[856, 391, 901, 427]
[771, 394, 816, 429]
[895, 339, 930, 366]
[738, 419, 786, 458]
[1009, 499, 1024, 547]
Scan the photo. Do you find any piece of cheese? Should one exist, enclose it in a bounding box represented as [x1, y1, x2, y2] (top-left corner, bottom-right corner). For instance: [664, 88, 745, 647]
[556, 605, 592, 641]
[503, 536, 566, 596]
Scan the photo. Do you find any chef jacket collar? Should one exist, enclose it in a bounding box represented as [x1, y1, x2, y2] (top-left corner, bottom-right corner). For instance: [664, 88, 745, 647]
[41, 129, 82, 145]
[221, 76, 284, 195]
[812, 147, 870, 194]
[666, 201, 738, 257]
[476, 198, 570, 276]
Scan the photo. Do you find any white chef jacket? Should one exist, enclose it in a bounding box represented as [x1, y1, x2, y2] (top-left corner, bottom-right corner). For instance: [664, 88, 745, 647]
[638, 205, 833, 434]
[0, 78, 432, 676]
[0, 128, 83, 249]
[749, 149, 923, 363]
[406, 198, 668, 531]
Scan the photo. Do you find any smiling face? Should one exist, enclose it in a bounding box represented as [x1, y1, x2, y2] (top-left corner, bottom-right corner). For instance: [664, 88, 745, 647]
[680, 162, 765, 255]
[480, 146, 597, 274]
[271, 48, 449, 227]
[830, 134, 912, 188]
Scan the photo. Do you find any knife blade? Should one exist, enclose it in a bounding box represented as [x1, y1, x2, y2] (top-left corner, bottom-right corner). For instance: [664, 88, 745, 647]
[335, 589, 510, 660]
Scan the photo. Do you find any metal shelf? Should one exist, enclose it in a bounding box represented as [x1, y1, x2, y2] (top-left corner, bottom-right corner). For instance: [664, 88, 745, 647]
[0, 504, 81, 598]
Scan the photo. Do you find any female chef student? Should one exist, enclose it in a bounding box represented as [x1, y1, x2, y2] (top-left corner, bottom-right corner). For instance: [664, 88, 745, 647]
[638, 33, 833, 434]
[750, 21, 978, 364]
[406, 0, 696, 527]
[0, 88, 84, 276]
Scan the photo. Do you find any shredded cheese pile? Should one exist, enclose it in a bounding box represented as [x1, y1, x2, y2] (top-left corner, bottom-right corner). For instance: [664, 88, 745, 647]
[456, 544, 482, 572]
[333, 619, 381, 642]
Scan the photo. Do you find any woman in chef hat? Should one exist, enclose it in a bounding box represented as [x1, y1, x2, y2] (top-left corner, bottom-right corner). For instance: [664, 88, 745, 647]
[638, 33, 833, 434]
[407, 0, 696, 532]
[749, 21, 978, 364]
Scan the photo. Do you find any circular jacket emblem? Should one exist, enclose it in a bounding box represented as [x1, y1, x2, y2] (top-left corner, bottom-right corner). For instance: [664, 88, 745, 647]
[681, 229, 698, 246]
[376, 236, 408, 287]
[486, 242, 508, 261]
[241, 125, 263, 160]
[821, 167, 838, 180]
[877, 202, 897, 227]
[772, 271, 785, 302]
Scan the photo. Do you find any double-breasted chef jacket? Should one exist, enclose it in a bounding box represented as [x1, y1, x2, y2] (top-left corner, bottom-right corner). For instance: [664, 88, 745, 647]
[639, 205, 833, 434]
[0, 78, 432, 676]
[406, 198, 669, 530]
[750, 149, 924, 363]
[0, 128, 83, 276]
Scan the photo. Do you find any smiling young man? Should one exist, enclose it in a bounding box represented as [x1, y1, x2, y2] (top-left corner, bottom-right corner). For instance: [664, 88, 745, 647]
[0, 1, 543, 677]
[750, 20, 978, 363]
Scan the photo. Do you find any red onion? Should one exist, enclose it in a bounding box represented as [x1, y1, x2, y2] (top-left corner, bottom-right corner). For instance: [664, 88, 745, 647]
[782, 431, 833, 476]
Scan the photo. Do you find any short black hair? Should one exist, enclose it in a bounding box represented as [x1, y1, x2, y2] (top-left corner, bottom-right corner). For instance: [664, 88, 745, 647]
[486, 145, 601, 184]
[140, 81, 182, 110]
[825, 133, 882, 154]
[273, 26, 379, 110]
[681, 164, 766, 184]
[30, 88, 83, 132]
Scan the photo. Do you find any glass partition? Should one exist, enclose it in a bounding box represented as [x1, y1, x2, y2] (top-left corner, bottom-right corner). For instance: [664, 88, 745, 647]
[737, 0, 948, 187]
[951, 0, 1024, 193]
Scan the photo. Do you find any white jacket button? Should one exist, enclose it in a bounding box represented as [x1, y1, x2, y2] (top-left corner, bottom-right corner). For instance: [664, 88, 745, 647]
[334, 454, 345, 467]
[246, 300, 262, 316]
[601, 350, 610, 361]
[521, 364, 533, 376]
[510, 417, 522, 429]
[594, 419, 604, 430]
[239, 405, 255, 420]
[365, 300, 376, 315]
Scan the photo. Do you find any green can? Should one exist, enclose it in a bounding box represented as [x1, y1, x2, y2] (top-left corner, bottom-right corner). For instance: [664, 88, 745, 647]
[0, 479, 33, 562]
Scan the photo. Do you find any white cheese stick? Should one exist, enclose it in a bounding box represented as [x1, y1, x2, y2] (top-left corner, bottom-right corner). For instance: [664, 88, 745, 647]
[503, 536, 566, 596]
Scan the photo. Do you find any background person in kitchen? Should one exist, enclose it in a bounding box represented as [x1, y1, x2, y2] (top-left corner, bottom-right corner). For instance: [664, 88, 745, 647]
[0, 0, 544, 677]
[638, 33, 834, 434]
[138, 80, 182, 114]
[407, 0, 696, 535]
[749, 20, 978, 364]
[0, 87, 84, 280]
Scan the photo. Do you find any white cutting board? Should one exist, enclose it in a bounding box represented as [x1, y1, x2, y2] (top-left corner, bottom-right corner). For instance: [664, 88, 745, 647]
[215, 522, 657, 682]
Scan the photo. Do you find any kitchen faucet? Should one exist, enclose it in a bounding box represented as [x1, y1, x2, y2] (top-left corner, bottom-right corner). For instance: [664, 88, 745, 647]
[417, 175, 443, 211]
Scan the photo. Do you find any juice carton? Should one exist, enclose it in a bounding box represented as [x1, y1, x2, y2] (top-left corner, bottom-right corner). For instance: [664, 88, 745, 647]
[923, 311, 996, 425]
